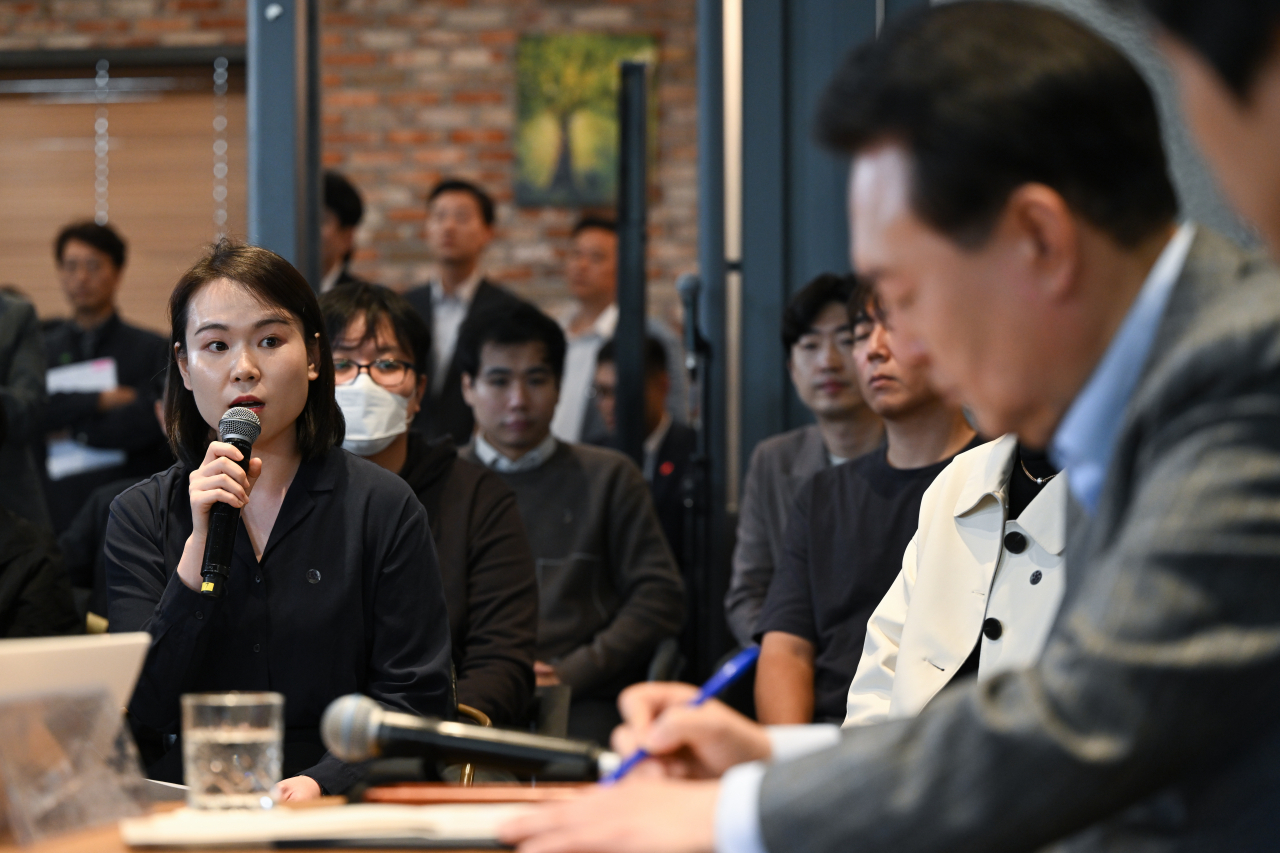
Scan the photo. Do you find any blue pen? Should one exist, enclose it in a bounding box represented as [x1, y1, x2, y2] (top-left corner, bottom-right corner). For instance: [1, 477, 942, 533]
[599, 644, 761, 785]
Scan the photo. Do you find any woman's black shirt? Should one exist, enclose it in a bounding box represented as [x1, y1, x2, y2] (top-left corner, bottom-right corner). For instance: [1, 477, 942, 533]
[105, 448, 454, 794]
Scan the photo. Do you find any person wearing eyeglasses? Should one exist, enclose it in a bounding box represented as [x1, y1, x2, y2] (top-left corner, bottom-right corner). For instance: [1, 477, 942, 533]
[320, 283, 539, 728]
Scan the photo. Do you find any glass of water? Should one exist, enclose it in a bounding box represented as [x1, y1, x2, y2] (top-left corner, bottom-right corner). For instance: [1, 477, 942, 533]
[181, 692, 283, 809]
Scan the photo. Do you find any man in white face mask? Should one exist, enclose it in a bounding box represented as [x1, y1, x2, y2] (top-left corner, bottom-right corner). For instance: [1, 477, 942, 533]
[319, 284, 539, 728]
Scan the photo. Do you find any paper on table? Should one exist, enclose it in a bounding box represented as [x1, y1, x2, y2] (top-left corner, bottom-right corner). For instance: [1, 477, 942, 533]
[47, 357, 118, 394]
[46, 437, 126, 480]
[119, 803, 534, 848]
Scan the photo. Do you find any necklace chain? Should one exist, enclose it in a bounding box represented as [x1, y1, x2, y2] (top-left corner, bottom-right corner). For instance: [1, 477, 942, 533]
[1020, 457, 1057, 485]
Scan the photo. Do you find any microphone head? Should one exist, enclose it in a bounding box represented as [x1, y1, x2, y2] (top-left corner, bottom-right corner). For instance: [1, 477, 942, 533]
[676, 273, 700, 301]
[321, 693, 382, 763]
[219, 407, 261, 446]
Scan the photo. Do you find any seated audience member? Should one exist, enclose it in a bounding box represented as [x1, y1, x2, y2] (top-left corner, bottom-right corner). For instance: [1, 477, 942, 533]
[550, 216, 686, 444]
[725, 274, 883, 649]
[593, 335, 699, 671]
[106, 241, 453, 799]
[42, 221, 170, 532]
[754, 280, 977, 724]
[59, 476, 139, 625]
[0, 406, 79, 637]
[319, 282, 538, 727]
[456, 302, 685, 746]
[0, 288, 50, 530]
[320, 171, 371, 293]
[844, 434, 1065, 726]
[592, 336, 695, 561]
[404, 179, 524, 445]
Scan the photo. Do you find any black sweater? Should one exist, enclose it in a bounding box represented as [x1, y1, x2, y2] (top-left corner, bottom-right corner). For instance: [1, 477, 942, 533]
[399, 433, 538, 726]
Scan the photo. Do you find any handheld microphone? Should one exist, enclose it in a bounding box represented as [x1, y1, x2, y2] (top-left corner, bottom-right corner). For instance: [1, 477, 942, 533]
[321, 694, 621, 781]
[199, 407, 261, 599]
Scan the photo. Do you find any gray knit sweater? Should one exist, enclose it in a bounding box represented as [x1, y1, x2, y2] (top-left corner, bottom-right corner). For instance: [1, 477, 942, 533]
[463, 440, 685, 699]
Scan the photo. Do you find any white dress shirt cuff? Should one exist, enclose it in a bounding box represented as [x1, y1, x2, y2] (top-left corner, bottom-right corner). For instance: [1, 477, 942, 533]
[766, 723, 841, 760]
[715, 761, 769, 853]
[713, 725, 840, 853]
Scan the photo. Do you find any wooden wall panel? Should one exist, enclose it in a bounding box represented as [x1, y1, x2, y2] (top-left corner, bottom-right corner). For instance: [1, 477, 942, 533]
[0, 91, 246, 334]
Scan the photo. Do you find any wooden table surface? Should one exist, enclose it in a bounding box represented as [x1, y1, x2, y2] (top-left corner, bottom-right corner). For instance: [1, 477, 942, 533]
[0, 821, 496, 853]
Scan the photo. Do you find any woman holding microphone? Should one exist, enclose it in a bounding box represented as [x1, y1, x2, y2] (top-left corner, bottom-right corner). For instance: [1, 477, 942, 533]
[106, 241, 452, 799]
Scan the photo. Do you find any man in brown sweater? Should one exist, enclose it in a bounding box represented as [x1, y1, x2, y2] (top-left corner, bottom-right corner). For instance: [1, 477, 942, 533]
[456, 302, 685, 746]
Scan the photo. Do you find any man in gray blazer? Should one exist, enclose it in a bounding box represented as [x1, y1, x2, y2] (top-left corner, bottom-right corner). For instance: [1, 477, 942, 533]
[500, 5, 1280, 851]
[724, 274, 882, 647]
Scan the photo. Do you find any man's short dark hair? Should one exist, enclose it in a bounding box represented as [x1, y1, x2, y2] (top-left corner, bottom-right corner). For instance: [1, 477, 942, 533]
[55, 221, 126, 269]
[817, 1, 1178, 249]
[846, 275, 878, 327]
[428, 178, 496, 227]
[319, 282, 432, 377]
[1137, 1, 1280, 98]
[324, 171, 365, 230]
[596, 334, 668, 377]
[782, 273, 858, 352]
[456, 301, 566, 382]
[572, 215, 618, 238]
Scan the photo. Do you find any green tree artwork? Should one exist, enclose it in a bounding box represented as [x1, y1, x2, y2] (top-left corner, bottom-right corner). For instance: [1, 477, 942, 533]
[516, 33, 657, 207]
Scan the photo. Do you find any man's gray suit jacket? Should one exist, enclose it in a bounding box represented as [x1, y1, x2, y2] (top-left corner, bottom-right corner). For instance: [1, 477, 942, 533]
[757, 228, 1280, 851]
[725, 424, 829, 647]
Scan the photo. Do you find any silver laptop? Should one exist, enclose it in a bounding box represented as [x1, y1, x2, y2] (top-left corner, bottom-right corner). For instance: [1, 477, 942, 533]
[0, 631, 150, 710]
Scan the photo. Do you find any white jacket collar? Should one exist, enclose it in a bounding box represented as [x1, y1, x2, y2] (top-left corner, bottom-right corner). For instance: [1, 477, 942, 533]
[951, 433, 1067, 557]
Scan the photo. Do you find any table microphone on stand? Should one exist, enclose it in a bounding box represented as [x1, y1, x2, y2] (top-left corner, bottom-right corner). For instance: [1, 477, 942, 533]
[199, 406, 261, 599]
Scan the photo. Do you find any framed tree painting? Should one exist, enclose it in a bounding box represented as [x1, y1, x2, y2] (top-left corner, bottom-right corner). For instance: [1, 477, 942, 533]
[515, 33, 657, 207]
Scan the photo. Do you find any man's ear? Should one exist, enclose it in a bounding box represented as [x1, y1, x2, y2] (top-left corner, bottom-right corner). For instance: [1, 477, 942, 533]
[1004, 183, 1078, 303]
[175, 343, 193, 391]
[460, 372, 476, 407]
[414, 373, 428, 406]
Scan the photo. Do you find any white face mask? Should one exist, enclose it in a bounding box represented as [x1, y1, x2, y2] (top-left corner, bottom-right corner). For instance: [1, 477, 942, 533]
[335, 372, 410, 456]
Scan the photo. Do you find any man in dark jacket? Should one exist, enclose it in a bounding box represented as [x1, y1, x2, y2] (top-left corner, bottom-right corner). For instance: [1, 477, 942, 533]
[403, 179, 525, 445]
[320, 282, 538, 726]
[42, 221, 170, 532]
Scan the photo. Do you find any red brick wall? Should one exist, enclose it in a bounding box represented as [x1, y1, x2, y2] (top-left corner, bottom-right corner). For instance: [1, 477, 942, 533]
[1, 0, 698, 320]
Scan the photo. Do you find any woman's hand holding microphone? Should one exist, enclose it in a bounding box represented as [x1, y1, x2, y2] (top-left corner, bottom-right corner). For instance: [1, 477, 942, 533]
[177, 441, 262, 591]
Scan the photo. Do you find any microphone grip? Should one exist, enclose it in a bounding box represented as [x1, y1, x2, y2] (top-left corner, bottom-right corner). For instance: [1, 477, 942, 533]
[198, 436, 253, 599]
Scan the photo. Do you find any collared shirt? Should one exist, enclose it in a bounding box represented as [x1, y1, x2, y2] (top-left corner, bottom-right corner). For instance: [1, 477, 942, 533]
[430, 271, 483, 395]
[1050, 223, 1195, 514]
[642, 412, 673, 481]
[319, 265, 343, 294]
[474, 432, 559, 474]
[551, 303, 618, 442]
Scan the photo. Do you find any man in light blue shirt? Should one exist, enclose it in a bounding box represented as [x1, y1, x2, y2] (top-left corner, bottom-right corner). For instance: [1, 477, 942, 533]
[500, 4, 1280, 852]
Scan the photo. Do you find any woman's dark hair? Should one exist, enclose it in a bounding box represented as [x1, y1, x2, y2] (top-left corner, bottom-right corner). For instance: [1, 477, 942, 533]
[456, 301, 566, 381]
[55, 220, 127, 269]
[816, 1, 1178, 249]
[165, 240, 344, 467]
[1137, 0, 1280, 98]
[428, 178, 496, 226]
[319, 282, 432, 376]
[782, 273, 858, 353]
